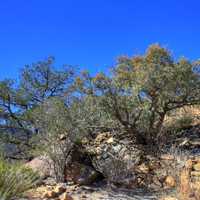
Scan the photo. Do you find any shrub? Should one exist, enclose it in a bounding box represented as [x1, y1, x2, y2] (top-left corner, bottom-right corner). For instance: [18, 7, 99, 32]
[0, 158, 40, 200]
[30, 97, 81, 182]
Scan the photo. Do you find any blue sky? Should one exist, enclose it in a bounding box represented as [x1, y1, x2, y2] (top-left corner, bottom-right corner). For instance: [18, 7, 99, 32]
[0, 0, 200, 80]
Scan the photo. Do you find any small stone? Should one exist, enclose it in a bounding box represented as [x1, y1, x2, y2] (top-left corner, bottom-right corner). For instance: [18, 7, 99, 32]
[193, 163, 200, 171]
[160, 197, 178, 200]
[81, 194, 87, 198]
[137, 163, 150, 174]
[164, 176, 176, 188]
[59, 134, 66, 140]
[43, 190, 57, 198]
[106, 137, 114, 144]
[191, 181, 200, 190]
[113, 144, 122, 153]
[191, 171, 200, 176]
[54, 185, 66, 195]
[59, 192, 74, 200]
[152, 177, 162, 188]
[185, 159, 193, 169]
[67, 181, 74, 186]
[96, 147, 102, 154]
[160, 154, 174, 160]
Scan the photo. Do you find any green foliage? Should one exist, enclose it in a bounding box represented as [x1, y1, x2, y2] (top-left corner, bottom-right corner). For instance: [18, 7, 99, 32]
[0, 57, 76, 159]
[82, 44, 200, 145]
[30, 97, 81, 182]
[19, 56, 75, 105]
[0, 158, 39, 200]
[0, 44, 199, 157]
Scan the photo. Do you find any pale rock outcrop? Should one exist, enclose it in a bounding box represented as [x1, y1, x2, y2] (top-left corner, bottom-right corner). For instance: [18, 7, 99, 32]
[83, 132, 144, 188]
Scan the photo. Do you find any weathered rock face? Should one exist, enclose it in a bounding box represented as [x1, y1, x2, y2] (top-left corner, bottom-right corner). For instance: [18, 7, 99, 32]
[83, 132, 144, 188]
[176, 157, 200, 199]
[188, 157, 200, 190]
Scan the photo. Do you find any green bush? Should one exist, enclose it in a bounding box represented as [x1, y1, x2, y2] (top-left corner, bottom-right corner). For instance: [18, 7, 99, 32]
[0, 158, 40, 200]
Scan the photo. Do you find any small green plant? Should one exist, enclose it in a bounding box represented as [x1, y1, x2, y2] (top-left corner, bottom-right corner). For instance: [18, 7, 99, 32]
[0, 158, 40, 200]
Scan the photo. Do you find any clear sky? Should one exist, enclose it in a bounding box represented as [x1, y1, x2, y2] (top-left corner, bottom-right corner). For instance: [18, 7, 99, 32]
[0, 0, 200, 80]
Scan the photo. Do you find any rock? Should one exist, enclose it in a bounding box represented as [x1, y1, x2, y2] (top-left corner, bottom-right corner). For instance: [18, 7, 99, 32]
[81, 194, 87, 198]
[54, 185, 66, 195]
[151, 176, 162, 189]
[95, 132, 111, 145]
[149, 160, 161, 171]
[164, 176, 176, 188]
[42, 177, 57, 186]
[59, 193, 74, 200]
[185, 159, 194, 169]
[193, 157, 200, 163]
[160, 154, 174, 161]
[191, 171, 200, 176]
[179, 167, 192, 198]
[85, 132, 143, 187]
[25, 156, 53, 178]
[191, 181, 200, 190]
[115, 176, 137, 189]
[43, 190, 57, 198]
[106, 137, 114, 144]
[65, 162, 100, 185]
[193, 163, 200, 171]
[160, 197, 178, 200]
[137, 163, 150, 174]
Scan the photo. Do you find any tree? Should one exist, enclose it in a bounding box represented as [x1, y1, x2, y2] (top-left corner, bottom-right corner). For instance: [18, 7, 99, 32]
[19, 56, 75, 106]
[86, 44, 200, 146]
[0, 57, 77, 159]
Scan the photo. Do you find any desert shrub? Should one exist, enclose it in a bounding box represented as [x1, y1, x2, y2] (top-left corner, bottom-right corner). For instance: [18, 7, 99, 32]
[30, 97, 84, 182]
[0, 157, 39, 200]
[92, 153, 134, 187]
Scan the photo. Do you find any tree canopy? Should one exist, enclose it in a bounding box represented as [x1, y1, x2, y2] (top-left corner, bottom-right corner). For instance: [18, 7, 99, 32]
[0, 45, 199, 157]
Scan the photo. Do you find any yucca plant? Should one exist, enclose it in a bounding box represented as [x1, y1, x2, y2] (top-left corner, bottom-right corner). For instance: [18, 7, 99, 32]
[0, 158, 40, 200]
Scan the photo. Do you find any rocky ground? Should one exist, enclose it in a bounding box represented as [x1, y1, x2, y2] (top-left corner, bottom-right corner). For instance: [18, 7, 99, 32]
[21, 125, 200, 200]
[23, 182, 160, 200]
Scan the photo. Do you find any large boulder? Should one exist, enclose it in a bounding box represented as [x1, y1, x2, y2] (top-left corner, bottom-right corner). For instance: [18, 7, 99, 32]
[83, 132, 144, 188]
[25, 156, 54, 178]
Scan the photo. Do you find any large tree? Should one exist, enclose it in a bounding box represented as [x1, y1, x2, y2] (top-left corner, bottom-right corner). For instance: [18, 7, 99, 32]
[83, 44, 200, 145]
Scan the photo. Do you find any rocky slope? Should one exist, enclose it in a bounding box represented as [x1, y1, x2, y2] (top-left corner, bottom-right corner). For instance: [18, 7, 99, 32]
[24, 125, 200, 200]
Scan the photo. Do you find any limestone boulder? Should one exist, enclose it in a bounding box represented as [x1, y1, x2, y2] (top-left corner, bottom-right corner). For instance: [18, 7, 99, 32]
[193, 163, 200, 171]
[25, 156, 54, 179]
[84, 132, 144, 188]
[164, 176, 176, 188]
